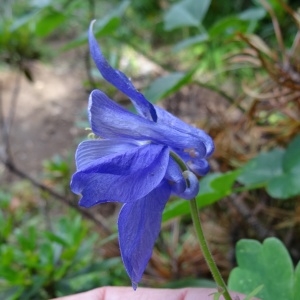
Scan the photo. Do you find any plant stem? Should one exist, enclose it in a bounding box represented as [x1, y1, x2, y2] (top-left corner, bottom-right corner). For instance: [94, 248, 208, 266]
[170, 151, 231, 298]
[189, 198, 232, 300]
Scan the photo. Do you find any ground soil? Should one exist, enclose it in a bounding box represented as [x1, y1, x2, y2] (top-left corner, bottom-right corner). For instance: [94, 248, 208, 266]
[0, 49, 87, 176]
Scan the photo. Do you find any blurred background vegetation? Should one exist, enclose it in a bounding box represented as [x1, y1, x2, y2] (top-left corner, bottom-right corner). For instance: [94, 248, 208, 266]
[0, 0, 300, 299]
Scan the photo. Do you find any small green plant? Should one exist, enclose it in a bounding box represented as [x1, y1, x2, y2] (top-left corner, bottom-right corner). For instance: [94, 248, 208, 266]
[0, 193, 127, 299]
[238, 135, 300, 199]
[42, 155, 73, 194]
[228, 237, 300, 300]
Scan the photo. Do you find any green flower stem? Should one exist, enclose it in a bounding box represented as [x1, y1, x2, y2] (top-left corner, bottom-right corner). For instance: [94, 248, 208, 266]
[189, 198, 232, 300]
[170, 151, 231, 299]
[170, 151, 187, 172]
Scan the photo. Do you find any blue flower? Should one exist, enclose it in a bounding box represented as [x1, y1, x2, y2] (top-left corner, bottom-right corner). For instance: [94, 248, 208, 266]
[70, 21, 214, 289]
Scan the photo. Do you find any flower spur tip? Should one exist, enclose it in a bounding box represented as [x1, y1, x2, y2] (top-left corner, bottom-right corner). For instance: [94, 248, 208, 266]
[132, 281, 138, 291]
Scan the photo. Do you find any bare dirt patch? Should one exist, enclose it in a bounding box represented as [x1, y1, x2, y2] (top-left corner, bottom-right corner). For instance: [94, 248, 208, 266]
[0, 51, 87, 176]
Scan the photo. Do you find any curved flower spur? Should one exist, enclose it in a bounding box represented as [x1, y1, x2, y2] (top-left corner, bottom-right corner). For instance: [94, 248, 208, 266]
[70, 21, 214, 289]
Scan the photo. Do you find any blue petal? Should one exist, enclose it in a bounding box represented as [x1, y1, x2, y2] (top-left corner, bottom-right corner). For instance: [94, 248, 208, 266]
[174, 149, 211, 176]
[89, 21, 157, 122]
[154, 105, 214, 157]
[71, 143, 169, 206]
[75, 138, 139, 171]
[187, 158, 210, 176]
[164, 157, 186, 194]
[176, 171, 199, 199]
[164, 158, 199, 199]
[89, 90, 208, 157]
[118, 181, 171, 286]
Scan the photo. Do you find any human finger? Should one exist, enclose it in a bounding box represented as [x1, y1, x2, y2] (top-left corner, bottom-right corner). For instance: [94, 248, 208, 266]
[52, 286, 252, 300]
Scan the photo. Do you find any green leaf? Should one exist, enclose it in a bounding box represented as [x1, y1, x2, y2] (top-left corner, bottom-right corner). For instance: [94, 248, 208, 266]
[228, 238, 294, 300]
[15, 226, 38, 251]
[144, 68, 196, 103]
[44, 231, 69, 247]
[173, 33, 209, 52]
[39, 243, 55, 268]
[144, 73, 185, 103]
[35, 9, 66, 37]
[9, 10, 42, 32]
[209, 16, 248, 38]
[62, 259, 118, 280]
[238, 148, 284, 186]
[164, 0, 211, 31]
[266, 135, 300, 199]
[162, 170, 240, 222]
[63, 1, 129, 50]
[282, 135, 300, 174]
[209, 170, 240, 195]
[238, 7, 266, 21]
[238, 136, 300, 199]
[267, 174, 300, 199]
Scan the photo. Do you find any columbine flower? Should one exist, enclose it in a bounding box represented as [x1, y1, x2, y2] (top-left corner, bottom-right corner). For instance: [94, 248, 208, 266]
[70, 21, 214, 289]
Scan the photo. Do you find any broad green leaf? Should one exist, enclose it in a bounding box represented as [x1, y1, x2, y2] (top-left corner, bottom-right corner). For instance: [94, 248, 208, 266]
[238, 148, 284, 186]
[210, 170, 240, 194]
[63, 19, 119, 50]
[9, 10, 42, 32]
[35, 9, 66, 37]
[267, 174, 300, 199]
[162, 170, 239, 222]
[238, 136, 300, 199]
[63, 1, 129, 50]
[209, 16, 248, 38]
[144, 67, 197, 103]
[145, 73, 185, 103]
[238, 7, 266, 21]
[282, 135, 300, 174]
[164, 0, 211, 31]
[228, 238, 294, 300]
[173, 33, 209, 52]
